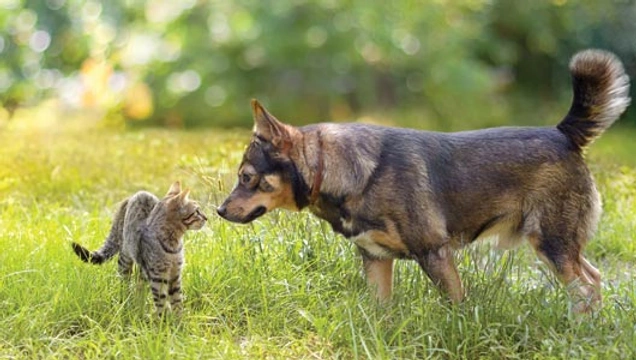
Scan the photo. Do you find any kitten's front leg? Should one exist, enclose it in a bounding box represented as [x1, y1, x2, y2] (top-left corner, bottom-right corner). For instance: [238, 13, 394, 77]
[168, 273, 183, 315]
[149, 275, 169, 317]
[117, 253, 134, 279]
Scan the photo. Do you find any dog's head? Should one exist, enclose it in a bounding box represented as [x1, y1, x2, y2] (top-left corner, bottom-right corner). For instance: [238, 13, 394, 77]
[217, 100, 311, 223]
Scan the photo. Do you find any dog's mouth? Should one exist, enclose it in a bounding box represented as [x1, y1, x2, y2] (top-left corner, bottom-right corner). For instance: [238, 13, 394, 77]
[219, 205, 267, 224]
[242, 206, 267, 223]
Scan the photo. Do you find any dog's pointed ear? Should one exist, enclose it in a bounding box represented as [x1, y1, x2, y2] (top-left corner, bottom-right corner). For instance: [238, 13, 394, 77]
[251, 99, 296, 149]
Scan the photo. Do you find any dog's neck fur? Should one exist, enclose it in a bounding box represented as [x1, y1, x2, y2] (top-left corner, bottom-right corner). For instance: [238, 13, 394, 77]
[307, 131, 324, 204]
[297, 124, 380, 200]
[291, 129, 324, 207]
[291, 124, 382, 228]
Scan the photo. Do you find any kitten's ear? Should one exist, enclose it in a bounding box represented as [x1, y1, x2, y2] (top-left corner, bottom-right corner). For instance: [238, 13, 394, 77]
[166, 181, 181, 197]
[178, 189, 190, 202]
[251, 99, 298, 152]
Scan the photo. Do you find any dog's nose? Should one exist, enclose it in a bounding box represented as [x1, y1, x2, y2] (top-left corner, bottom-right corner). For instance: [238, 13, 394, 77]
[216, 205, 227, 218]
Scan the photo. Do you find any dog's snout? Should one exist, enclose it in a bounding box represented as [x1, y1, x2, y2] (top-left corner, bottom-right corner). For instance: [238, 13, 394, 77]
[216, 205, 227, 218]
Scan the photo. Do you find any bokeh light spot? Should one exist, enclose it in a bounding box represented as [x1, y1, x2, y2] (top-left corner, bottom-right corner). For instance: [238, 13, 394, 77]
[205, 86, 227, 107]
[306, 26, 328, 48]
[29, 30, 51, 53]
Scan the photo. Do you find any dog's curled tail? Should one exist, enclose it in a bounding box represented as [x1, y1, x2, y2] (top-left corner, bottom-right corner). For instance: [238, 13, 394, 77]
[557, 49, 631, 149]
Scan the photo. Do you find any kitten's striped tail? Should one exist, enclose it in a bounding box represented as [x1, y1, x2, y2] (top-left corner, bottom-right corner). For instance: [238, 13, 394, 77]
[72, 199, 128, 265]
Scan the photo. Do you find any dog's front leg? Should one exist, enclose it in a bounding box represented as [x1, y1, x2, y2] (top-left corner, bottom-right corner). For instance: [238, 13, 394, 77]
[362, 256, 394, 303]
[414, 245, 464, 303]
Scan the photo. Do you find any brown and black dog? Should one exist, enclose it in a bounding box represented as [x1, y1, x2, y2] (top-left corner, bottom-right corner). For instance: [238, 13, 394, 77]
[217, 49, 630, 313]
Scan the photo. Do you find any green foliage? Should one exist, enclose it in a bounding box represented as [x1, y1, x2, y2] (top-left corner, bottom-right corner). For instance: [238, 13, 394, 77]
[0, 124, 635, 358]
[0, 0, 634, 127]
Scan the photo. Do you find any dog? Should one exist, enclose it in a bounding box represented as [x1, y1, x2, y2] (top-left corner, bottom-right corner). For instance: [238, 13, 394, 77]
[217, 49, 630, 313]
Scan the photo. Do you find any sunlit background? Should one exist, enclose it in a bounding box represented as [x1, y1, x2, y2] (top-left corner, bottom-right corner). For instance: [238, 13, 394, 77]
[0, 0, 634, 129]
[2, 2, 636, 357]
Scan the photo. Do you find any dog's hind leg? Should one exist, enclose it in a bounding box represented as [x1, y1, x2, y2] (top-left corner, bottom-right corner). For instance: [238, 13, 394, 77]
[362, 256, 394, 303]
[413, 244, 464, 304]
[580, 254, 601, 287]
[529, 234, 601, 313]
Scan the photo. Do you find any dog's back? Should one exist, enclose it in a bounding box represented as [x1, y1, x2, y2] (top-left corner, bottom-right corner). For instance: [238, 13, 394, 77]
[431, 50, 630, 250]
[325, 50, 629, 251]
[425, 126, 589, 248]
[309, 50, 629, 312]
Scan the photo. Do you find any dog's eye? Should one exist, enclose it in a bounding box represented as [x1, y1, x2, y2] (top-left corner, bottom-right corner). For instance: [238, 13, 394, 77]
[241, 173, 251, 185]
[259, 178, 274, 192]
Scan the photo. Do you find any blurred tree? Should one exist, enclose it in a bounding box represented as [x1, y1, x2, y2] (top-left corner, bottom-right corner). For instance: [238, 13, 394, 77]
[0, 0, 90, 116]
[478, 1, 630, 92]
[0, 0, 633, 127]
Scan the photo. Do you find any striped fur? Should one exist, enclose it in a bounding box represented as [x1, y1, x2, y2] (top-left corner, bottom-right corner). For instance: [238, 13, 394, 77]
[72, 182, 207, 316]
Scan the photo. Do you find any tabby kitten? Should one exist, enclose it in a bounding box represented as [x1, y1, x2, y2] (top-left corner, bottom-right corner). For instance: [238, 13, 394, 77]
[72, 181, 207, 315]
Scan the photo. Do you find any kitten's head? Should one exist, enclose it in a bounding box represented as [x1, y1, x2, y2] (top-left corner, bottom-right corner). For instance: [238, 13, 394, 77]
[163, 181, 208, 231]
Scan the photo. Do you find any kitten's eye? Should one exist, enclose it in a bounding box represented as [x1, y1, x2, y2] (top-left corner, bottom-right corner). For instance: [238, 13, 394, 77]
[183, 211, 199, 225]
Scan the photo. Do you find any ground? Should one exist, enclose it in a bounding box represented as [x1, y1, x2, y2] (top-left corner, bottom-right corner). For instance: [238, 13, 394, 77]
[0, 118, 635, 359]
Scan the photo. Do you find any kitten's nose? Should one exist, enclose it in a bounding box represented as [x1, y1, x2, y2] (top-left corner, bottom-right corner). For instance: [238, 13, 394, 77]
[216, 205, 227, 218]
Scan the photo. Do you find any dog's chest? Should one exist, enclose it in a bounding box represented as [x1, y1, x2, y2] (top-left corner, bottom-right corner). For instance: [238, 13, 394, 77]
[348, 229, 393, 258]
[310, 195, 358, 237]
[346, 222, 410, 258]
[311, 195, 410, 258]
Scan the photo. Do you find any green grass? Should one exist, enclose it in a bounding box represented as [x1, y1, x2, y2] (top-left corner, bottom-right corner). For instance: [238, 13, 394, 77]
[1, 119, 635, 359]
